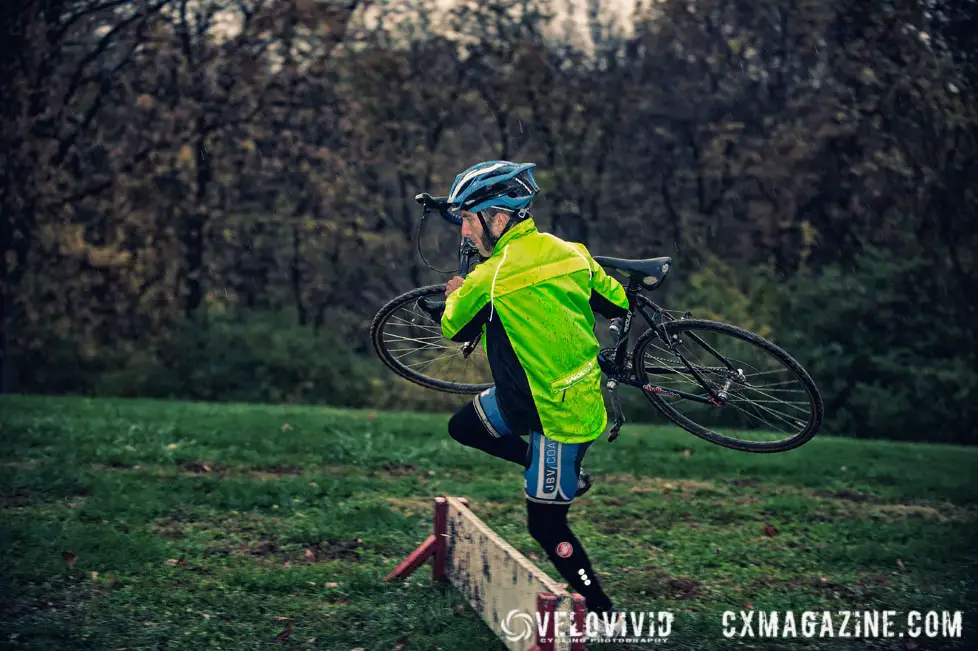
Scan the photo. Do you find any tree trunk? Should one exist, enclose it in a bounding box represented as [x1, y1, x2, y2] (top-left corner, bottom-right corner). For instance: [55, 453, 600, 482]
[291, 224, 307, 326]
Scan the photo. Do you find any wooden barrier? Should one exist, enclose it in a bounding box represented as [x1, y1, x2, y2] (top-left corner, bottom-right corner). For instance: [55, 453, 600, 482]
[385, 497, 587, 651]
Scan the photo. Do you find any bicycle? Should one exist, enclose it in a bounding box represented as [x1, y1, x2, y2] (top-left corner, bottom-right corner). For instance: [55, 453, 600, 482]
[369, 193, 823, 453]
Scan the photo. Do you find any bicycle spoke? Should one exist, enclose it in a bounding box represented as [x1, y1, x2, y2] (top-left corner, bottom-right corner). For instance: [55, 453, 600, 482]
[373, 289, 494, 392]
[729, 386, 811, 415]
[384, 333, 445, 344]
[403, 350, 460, 370]
[725, 396, 800, 436]
[638, 320, 818, 447]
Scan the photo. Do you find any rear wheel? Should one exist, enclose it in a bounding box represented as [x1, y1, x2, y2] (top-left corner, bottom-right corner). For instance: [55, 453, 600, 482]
[633, 319, 822, 452]
[370, 285, 493, 394]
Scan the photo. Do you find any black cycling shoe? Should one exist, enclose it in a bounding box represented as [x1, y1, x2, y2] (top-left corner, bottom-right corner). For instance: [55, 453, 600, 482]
[575, 470, 593, 497]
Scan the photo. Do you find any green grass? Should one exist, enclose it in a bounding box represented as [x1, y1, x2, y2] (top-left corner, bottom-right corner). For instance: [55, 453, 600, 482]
[1, 395, 976, 650]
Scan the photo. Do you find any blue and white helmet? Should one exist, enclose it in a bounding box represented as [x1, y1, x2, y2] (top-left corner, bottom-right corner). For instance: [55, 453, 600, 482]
[448, 161, 540, 215]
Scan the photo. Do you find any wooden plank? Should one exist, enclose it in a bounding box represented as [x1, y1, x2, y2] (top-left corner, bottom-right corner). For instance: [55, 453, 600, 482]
[443, 497, 578, 651]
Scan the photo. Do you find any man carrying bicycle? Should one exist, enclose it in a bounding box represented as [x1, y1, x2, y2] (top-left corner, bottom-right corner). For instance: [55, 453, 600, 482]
[432, 160, 630, 617]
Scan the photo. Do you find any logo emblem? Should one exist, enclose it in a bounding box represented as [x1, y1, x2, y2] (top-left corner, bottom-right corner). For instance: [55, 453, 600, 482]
[501, 610, 534, 642]
[556, 542, 573, 558]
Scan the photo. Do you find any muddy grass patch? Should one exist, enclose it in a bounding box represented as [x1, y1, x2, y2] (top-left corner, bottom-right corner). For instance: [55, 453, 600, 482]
[812, 488, 880, 503]
[384, 496, 435, 517]
[151, 510, 365, 564]
[606, 477, 727, 495]
[180, 461, 227, 475]
[237, 538, 363, 564]
[868, 503, 958, 523]
[92, 462, 145, 473]
[612, 566, 703, 601]
[745, 572, 894, 606]
[151, 511, 275, 542]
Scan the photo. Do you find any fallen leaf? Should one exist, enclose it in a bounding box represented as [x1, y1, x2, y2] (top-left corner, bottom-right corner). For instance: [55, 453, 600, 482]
[744, 602, 753, 609]
[307, 482, 318, 487]
[454, 605, 465, 614]
[326, 582, 340, 588]
[90, 571, 99, 581]
[281, 424, 293, 431]
[819, 577, 828, 583]
[763, 524, 779, 537]
[201, 464, 212, 472]
[125, 445, 136, 452]
[682, 449, 691, 457]
[840, 466, 847, 472]
[305, 548, 315, 560]
[167, 443, 178, 450]
[275, 616, 296, 622]
[897, 559, 908, 573]
[367, 412, 377, 419]
[352, 648, 366, 651]
[63, 551, 77, 568]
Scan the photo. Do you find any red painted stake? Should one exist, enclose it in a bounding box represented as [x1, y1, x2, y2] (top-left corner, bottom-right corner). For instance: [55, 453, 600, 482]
[571, 593, 587, 651]
[383, 497, 448, 583]
[527, 592, 558, 651]
[432, 496, 448, 581]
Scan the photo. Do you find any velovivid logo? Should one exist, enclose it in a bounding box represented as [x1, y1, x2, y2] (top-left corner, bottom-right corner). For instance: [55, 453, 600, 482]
[500, 610, 535, 642]
[500, 609, 674, 643]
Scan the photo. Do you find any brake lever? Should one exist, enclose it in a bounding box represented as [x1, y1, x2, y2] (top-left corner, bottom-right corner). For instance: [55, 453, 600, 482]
[458, 237, 477, 278]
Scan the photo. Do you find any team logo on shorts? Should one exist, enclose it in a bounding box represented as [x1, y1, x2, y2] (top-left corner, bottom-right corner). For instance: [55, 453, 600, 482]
[556, 542, 573, 558]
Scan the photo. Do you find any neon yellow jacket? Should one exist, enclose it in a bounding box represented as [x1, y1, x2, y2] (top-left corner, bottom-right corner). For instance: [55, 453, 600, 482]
[441, 218, 629, 444]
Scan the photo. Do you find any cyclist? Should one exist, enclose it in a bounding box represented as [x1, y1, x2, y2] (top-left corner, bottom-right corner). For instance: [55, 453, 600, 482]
[435, 160, 630, 617]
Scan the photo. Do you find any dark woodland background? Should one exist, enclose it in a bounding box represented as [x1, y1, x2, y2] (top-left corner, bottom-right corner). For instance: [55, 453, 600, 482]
[2, 0, 975, 444]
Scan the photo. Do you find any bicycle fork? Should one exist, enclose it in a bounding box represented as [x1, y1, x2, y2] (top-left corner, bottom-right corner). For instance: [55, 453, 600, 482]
[606, 378, 625, 442]
[605, 314, 630, 443]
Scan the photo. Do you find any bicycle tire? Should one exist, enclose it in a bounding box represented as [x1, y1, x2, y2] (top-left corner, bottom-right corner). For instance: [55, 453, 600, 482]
[632, 319, 823, 453]
[370, 284, 493, 394]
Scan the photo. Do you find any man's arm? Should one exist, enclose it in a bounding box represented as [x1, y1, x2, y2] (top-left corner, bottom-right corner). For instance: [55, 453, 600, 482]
[590, 290, 629, 318]
[447, 304, 490, 342]
[441, 274, 492, 341]
[585, 249, 630, 318]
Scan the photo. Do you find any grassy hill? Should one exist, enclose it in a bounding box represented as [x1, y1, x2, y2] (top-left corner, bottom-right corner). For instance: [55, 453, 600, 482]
[1, 395, 975, 650]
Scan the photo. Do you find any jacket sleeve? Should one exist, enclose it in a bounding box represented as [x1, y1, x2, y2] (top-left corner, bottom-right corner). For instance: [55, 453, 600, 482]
[585, 249, 629, 318]
[441, 274, 492, 341]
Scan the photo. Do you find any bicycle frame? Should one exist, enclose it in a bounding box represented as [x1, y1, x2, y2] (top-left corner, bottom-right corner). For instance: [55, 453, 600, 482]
[602, 286, 728, 406]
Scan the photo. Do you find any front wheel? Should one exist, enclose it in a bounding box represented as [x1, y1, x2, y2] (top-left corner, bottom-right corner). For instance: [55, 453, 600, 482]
[633, 319, 823, 453]
[370, 285, 493, 394]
